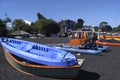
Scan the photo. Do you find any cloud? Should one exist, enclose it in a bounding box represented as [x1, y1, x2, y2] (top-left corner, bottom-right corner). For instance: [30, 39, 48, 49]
[24, 19, 31, 25]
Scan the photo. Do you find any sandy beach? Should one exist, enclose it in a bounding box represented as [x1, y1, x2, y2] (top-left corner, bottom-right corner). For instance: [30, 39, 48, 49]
[0, 37, 120, 80]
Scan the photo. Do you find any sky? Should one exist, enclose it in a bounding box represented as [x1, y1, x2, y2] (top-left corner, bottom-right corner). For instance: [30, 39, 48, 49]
[0, 0, 120, 27]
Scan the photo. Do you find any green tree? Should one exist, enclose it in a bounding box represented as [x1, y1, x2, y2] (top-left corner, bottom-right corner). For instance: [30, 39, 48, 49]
[116, 25, 120, 32]
[99, 22, 108, 31]
[0, 16, 11, 37]
[112, 27, 117, 32]
[105, 25, 112, 32]
[12, 19, 32, 33]
[42, 19, 60, 37]
[32, 19, 60, 37]
[37, 12, 46, 20]
[3, 17, 11, 24]
[76, 18, 84, 29]
[31, 20, 42, 33]
[0, 19, 6, 37]
[99, 22, 112, 32]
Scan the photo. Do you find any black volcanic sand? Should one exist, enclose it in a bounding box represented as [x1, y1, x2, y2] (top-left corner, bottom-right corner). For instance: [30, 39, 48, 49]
[0, 37, 120, 80]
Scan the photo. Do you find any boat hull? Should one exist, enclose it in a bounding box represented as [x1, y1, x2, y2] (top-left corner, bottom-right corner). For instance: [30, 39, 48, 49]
[3, 48, 84, 78]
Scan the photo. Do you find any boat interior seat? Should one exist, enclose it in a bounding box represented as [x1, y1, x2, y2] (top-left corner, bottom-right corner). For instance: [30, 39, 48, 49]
[29, 49, 51, 58]
[29, 48, 61, 60]
[31, 45, 48, 52]
[29, 49, 44, 55]
[8, 40, 19, 47]
[8, 39, 21, 44]
[22, 44, 34, 51]
[16, 43, 27, 50]
[51, 53, 63, 60]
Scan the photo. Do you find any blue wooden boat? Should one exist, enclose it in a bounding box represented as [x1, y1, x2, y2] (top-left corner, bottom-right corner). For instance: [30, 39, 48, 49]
[80, 42, 109, 51]
[96, 45, 109, 51]
[0, 37, 78, 66]
[47, 44, 102, 54]
[2, 47, 85, 78]
[52, 46, 101, 54]
[48, 43, 109, 52]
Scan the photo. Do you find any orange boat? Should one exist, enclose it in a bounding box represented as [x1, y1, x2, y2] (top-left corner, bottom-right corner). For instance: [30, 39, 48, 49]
[99, 35, 120, 39]
[96, 35, 120, 46]
[70, 38, 89, 45]
[96, 40, 120, 46]
[70, 31, 91, 44]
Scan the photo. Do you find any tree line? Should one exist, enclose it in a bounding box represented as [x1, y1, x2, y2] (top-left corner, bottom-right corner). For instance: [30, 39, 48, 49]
[0, 12, 120, 37]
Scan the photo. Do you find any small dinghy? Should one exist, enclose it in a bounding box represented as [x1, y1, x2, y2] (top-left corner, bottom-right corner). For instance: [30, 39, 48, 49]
[0, 37, 78, 66]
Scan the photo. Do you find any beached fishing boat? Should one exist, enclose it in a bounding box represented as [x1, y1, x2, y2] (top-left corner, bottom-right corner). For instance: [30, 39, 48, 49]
[96, 40, 120, 46]
[47, 43, 107, 54]
[96, 34, 120, 46]
[96, 36, 120, 46]
[55, 43, 108, 51]
[0, 37, 78, 66]
[99, 38, 120, 43]
[52, 46, 101, 54]
[99, 35, 120, 39]
[96, 45, 109, 51]
[3, 48, 85, 78]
